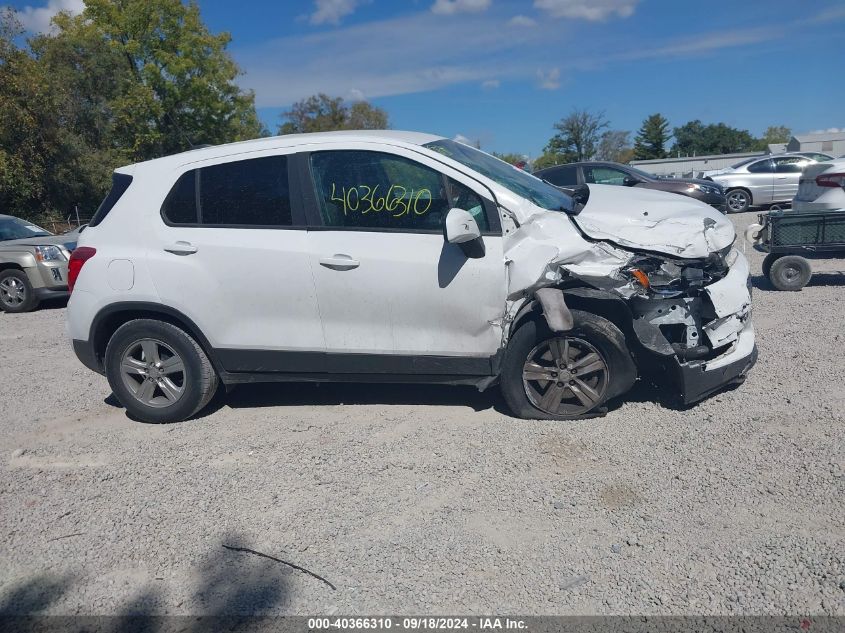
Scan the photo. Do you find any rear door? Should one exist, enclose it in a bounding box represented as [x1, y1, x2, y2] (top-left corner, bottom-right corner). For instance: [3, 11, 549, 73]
[300, 145, 507, 371]
[771, 156, 811, 203]
[147, 152, 325, 370]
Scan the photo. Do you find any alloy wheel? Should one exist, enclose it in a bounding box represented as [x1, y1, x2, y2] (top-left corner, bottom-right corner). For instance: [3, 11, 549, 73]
[0, 277, 26, 307]
[119, 338, 186, 408]
[522, 336, 609, 416]
[727, 191, 748, 212]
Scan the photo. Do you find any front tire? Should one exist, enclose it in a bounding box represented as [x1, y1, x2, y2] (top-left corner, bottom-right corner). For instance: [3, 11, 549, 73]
[105, 319, 218, 423]
[0, 269, 39, 313]
[769, 255, 811, 291]
[761, 253, 781, 280]
[500, 310, 636, 420]
[726, 189, 751, 213]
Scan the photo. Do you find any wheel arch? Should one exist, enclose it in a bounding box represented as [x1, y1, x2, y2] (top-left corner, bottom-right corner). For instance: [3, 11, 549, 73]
[89, 302, 223, 375]
[726, 186, 753, 204]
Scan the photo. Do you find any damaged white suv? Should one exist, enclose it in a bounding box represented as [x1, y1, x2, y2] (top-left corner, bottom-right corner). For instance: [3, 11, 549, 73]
[66, 131, 756, 423]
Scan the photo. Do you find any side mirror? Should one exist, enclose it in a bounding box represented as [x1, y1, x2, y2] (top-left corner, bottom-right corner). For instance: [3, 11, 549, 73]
[444, 208, 481, 244]
[623, 176, 639, 187]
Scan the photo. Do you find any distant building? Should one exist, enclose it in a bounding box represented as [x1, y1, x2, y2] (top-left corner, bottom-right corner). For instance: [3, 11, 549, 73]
[630, 152, 765, 178]
[768, 143, 787, 154]
[786, 131, 845, 156]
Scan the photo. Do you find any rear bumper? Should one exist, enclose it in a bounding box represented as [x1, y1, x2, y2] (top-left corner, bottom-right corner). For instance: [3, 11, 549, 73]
[72, 338, 103, 374]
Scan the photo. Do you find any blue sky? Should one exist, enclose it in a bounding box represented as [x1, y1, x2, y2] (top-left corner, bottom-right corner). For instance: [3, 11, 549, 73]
[7, 0, 845, 156]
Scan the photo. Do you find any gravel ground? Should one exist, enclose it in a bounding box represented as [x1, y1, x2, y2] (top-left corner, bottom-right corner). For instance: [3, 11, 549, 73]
[0, 211, 843, 617]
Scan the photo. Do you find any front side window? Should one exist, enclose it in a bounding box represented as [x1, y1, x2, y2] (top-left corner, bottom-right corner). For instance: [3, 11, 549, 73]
[310, 150, 488, 231]
[161, 156, 292, 227]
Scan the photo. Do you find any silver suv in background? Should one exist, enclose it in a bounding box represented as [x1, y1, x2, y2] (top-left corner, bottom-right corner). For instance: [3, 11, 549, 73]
[710, 154, 816, 213]
[0, 215, 75, 312]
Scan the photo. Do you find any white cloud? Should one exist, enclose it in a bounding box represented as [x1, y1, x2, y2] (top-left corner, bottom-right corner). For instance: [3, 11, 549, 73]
[810, 127, 843, 134]
[508, 15, 537, 27]
[534, 0, 638, 21]
[481, 78, 500, 89]
[431, 0, 491, 16]
[13, 0, 83, 34]
[346, 88, 366, 101]
[310, 0, 360, 25]
[536, 67, 560, 89]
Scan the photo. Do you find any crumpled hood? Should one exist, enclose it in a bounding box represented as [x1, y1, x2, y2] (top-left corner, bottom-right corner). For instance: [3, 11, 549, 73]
[572, 184, 735, 258]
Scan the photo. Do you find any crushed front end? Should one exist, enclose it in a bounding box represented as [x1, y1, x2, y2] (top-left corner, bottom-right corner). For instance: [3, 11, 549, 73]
[623, 247, 756, 403]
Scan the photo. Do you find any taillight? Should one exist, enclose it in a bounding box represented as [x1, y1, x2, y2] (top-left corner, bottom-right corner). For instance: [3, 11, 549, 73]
[815, 172, 845, 188]
[67, 247, 96, 293]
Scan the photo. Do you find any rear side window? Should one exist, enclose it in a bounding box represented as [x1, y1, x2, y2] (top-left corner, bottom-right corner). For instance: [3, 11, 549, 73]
[540, 165, 578, 186]
[90, 173, 133, 227]
[747, 159, 773, 174]
[161, 155, 292, 227]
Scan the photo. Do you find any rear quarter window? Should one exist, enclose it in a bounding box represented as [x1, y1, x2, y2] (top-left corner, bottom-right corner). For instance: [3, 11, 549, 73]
[89, 173, 133, 227]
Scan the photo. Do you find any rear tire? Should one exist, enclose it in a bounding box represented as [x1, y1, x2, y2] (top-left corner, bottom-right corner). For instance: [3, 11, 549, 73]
[726, 189, 751, 213]
[769, 256, 811, 291]
[500, 310, 636, 420]
[0, 269, 39, 313]
[105, 319, 218, 423]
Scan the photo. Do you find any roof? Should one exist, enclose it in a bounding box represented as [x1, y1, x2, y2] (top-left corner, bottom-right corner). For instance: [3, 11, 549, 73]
[793, 132, 845, 143]
[128, 130, 445, 171]
[630, 151, 764, 165]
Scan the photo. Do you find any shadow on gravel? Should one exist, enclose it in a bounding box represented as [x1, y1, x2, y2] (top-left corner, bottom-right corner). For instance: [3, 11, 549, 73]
[202, 381, 499, 417]
[0, 574, 73, 614]
[751, 271, 845, 291]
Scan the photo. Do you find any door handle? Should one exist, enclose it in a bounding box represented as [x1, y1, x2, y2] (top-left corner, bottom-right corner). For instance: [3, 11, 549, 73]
[776, 176, 788, 180]
[164, 241, 198, 255]
[319, 254, 360, 270]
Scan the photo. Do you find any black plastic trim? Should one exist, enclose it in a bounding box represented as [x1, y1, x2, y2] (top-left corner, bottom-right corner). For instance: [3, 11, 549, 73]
[675, 344, 758, 405]
[34, 287, 69, 301]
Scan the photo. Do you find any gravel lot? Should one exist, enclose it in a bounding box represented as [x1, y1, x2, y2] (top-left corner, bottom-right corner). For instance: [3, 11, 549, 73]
[0, 211, 843, 617]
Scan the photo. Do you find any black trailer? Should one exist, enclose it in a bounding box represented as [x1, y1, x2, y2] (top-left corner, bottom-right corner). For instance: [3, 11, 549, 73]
[749, 208, 845, 291]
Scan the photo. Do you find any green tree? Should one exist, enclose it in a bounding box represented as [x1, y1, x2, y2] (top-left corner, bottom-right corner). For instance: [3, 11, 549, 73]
[544, 108, 608, 163]
[279, 93, 389, 134]
[0, 0, 264, 222]
[491, 152, 526, 166]
[672, 120, 757, 156]
[633, 113, 670, 160]
[755, 125, 792, 150]
[596, 130, 632, 163]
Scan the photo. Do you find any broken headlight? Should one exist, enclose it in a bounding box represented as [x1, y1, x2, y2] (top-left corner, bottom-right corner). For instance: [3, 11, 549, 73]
[625, 256, 722, 297]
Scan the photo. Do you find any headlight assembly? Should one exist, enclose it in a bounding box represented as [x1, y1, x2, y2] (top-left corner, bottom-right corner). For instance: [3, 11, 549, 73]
[34, 245, 65, 262]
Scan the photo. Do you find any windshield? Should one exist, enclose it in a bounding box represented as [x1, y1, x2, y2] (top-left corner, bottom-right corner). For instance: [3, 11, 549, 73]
[423, 139, 574, 212]
[0, 217, 52, 242]
[627, 165, 657, 180]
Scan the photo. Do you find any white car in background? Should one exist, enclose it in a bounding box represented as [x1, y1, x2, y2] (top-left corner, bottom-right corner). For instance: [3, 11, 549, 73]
[793, 159, 845, 212]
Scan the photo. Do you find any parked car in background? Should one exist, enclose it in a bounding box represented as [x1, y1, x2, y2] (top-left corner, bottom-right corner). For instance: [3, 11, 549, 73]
[0, 215, 76, 312]
[793, 158, 845, 212]
[534, 161, 726, 213]
[66, 131, 755, 424]
[796, 152, 834, 162]
[709, 154, 815, 213]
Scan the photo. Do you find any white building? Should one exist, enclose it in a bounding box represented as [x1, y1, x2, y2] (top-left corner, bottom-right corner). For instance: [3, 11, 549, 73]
[630, 152, 765, 178]
[786, 132, 845, 157]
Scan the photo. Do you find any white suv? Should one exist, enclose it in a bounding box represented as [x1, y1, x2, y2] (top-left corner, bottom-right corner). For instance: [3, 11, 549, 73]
[67, 131, 757, 423]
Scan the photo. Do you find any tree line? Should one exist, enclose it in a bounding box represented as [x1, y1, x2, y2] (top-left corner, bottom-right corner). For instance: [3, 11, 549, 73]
[531, 110, 792, 169]
[0, 2, 388, 225]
